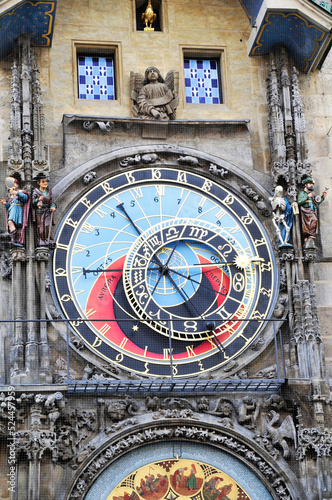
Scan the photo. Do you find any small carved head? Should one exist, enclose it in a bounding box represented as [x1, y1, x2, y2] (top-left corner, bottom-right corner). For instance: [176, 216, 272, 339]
[144, 66, 163, 84]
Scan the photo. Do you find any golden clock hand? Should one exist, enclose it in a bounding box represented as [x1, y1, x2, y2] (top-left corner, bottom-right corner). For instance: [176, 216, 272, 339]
[82, 255, 264, 277]
[191, 255, 264, 272]
[117, 202, 142, 236]
[170, 263, 226, 270]
[163, 252, 265, 273]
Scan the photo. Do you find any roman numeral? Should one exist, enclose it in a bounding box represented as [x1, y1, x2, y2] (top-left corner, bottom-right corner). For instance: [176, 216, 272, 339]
[95, 206, 107, 218]
[119, 337, 128, 349]
[65, 217, 78, 228]
[99, 323, 111, 336]
[132, 187, 143, 198]
[81, 222, 94, 233]
[186, 345, 195, 357]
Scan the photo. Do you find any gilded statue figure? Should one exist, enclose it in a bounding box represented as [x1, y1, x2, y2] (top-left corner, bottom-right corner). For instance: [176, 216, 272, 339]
[131, 66, 179, 120]
[142, 0, 156, 31]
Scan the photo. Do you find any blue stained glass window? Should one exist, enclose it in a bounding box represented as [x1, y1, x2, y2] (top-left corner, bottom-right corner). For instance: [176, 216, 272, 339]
[184, 58, 222, 104]
[78, 55, 115, 100]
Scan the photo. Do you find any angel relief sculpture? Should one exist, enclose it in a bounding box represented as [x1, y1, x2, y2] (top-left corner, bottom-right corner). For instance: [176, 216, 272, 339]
[131, 66, 179, 120]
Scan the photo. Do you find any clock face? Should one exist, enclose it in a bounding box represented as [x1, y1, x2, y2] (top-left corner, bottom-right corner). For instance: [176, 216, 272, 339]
[53, 166, 278, 378]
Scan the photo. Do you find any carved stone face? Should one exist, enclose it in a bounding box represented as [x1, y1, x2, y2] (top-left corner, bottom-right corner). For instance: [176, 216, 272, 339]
[147, 69, 158, 81]
[145, 67, 160, 82]
[219, 402, 233, 416]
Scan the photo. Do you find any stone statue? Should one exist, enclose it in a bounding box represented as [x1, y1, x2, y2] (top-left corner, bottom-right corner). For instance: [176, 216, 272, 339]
[270, 185, 293, 246]
[297, 176, 328, 248]
[131, 67, 178, 120]
[237, 396, 260, 429]
[264, 410, 296, 459]
[32, 173, 57, 248]
[0, 173, 29, 247]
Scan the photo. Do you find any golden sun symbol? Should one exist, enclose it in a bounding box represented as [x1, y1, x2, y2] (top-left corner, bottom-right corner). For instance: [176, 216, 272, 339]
[234, 253, 250, 269]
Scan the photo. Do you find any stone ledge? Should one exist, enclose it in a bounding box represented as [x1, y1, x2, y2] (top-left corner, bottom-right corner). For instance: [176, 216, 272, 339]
[62, 114, 251, 140]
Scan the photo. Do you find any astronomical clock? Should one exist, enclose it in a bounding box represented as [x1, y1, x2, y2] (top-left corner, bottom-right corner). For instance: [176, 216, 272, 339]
[52, 164, 278, 378]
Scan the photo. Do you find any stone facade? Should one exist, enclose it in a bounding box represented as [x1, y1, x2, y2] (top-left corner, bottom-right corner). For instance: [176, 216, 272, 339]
[0, 1, 331, 499]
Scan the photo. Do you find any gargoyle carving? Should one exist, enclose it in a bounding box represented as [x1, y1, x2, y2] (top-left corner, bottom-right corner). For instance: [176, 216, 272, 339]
[177, 155, 202, 167]
[82, 171, 97, 185]
[263, 410, 297, 459]
[209, 163, 228, 178]
[145, 396, 161, 412]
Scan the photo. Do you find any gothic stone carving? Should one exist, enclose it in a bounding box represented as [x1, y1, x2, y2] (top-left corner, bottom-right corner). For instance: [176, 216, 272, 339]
[82, 120, 114, 133]
[261, 410, 297, 459]
[119, 153, 160, 168]
[297, 427, 332, 459]
[83, 171, 97, 185]
[240, 185, 271, 216]
[106, 397, 139, 422]
[177, 155, 202, 167]
[57, 409, 96, 462]
[209, 163, 228, 178]
[15, 429, 57, 461]
[68, 423, 293, 500]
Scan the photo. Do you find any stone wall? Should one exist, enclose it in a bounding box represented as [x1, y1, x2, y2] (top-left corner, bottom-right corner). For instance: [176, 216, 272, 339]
[1, 0, 271, 173]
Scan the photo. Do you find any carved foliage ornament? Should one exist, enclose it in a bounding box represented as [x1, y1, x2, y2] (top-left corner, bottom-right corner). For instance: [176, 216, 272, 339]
[57, 409, 97, 462]
[15, 429, 57, 461]
[297, 427, 332, 459]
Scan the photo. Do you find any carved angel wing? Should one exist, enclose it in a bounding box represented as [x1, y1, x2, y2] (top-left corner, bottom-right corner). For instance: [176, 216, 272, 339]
[164, 70, 179, 119]
[130, 71, 145, 116]
[130, 71, 145, 101]
[279, 415, 297, 446]
[165, 70, 179, 96]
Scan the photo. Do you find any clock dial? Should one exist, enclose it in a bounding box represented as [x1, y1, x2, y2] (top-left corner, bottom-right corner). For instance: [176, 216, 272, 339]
[53, 167, 278, 378]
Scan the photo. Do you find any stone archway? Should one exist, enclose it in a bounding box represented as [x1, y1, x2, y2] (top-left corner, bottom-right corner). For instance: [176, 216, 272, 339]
[64, 420, 304, 500]
[52, 143, 271, 208]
